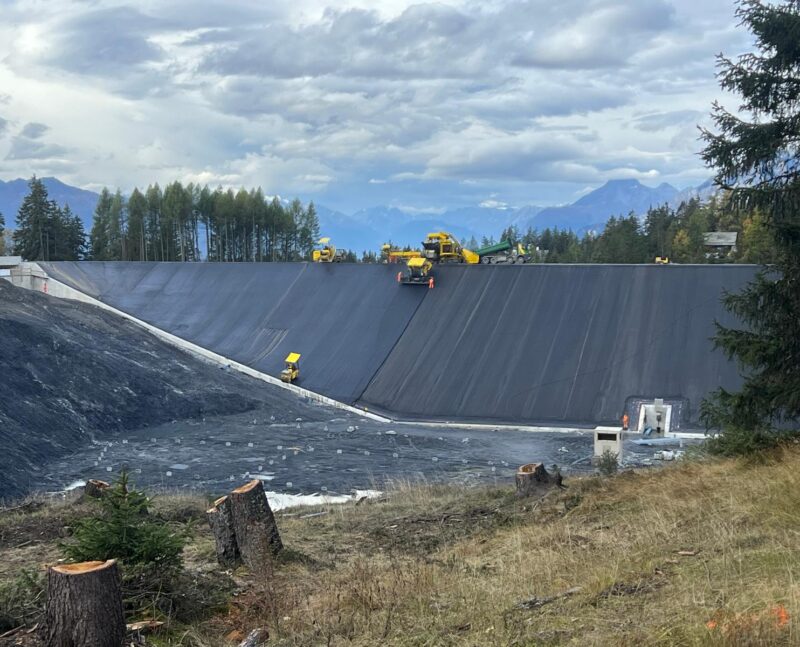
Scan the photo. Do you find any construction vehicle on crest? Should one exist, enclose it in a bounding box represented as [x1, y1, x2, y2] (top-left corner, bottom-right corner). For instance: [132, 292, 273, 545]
[422, 232, 480, 264]
[280, 352, 301, 383]
[475, 239, 530, 264]
[312, 237, 344, 263]
[380, 244, 423, 264]
[386, 231, 481, 287]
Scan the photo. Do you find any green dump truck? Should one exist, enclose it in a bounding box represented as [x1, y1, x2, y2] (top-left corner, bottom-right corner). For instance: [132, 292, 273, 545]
[475, 240, 530, 264]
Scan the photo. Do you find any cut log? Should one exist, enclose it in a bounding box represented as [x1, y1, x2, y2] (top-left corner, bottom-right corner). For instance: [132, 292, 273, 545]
[45, 560, 125, 647]
[229, 479, 283, 569]
[84, 479, 110, 499]
[515, 463, 563, 498]
[207, 495, 241, 568]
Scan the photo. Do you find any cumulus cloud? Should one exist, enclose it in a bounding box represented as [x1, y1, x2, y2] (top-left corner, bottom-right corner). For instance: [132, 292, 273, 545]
[510, 0, 675, 69]
[20, 122, 48, 139]
[0, 0, 743, 210]
[5, 121, 70, 160]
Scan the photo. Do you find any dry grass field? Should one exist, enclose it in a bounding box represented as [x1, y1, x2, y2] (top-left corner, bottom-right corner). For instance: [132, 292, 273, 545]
[2, 448, 799, 646]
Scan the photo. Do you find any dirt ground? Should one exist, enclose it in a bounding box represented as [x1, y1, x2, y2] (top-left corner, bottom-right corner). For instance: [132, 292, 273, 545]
[38, 405, 667, 498]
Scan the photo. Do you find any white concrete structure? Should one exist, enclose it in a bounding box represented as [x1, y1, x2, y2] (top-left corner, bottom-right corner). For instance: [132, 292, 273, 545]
[594, 429, 622, 459]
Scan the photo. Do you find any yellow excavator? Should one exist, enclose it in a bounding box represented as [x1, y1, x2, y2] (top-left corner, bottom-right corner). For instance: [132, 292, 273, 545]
[381, 244, 423, 264]
[386, 231, 479, 287]
[422, 232, 480, 264]
[312, 237, 344, 262]
[280, 352, 301, 383]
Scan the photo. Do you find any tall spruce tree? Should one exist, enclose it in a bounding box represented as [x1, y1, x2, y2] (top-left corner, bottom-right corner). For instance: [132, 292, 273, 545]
[126, 188, 147, 261]
[107, 189, 125, 260]
[60, 205, 86, 260]
[0, 210, 5, 254]
[90, 188, 113, 260]
[700, 0, 800, 442]
[12, 176, 56, 260]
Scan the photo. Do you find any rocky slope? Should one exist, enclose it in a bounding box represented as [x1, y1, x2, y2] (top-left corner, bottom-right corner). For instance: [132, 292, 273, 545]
[0, 280, 321, 499]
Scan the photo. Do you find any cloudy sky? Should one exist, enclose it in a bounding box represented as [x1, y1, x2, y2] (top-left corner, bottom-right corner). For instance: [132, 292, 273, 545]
[0, 0, 749, 212]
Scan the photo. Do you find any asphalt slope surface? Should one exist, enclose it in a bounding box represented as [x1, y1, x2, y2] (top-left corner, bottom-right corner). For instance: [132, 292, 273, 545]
[361, 264, 756, 426]
[42, 262, 426, 403]
[41, 261, 757, 427]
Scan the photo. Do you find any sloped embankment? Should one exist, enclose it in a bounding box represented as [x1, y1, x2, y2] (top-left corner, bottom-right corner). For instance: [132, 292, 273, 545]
[41, 261, 757, 426]
[0, 280, 295, 499]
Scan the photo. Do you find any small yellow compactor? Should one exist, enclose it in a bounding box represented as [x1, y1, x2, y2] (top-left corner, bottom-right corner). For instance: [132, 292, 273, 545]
[280, 352, 301, 383]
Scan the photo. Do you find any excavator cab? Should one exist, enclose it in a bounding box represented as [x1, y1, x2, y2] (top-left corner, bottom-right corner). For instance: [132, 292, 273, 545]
[398, 256, 435, 288]
[280, 352, 301, 383]
[422, 232, 479, 264]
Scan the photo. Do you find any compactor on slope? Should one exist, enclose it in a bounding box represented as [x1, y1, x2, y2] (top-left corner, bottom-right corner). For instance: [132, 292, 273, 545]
[312, 237, 344, 263]
[280, 352, 301, 383]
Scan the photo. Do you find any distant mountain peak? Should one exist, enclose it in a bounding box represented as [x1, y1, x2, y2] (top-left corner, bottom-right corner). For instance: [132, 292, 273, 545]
[603, 178, 642, 187]
[0, 177, 100, 230]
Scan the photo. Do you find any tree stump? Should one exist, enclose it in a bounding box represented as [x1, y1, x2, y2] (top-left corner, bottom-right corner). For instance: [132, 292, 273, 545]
[207, 495, 241, 568]
[84, 479, 110, 499]
[515, 463, 562, 498]
[229, 479, 283, 569]
[45, 560, 125, 647]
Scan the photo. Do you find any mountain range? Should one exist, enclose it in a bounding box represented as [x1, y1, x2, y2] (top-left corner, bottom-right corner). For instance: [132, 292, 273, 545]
[315, 178, 715, 251]
[1, 176, 715, 253]
[0, 177, 99, 232]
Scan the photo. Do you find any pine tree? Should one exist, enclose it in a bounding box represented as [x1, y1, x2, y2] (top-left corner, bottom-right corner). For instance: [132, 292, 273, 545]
[0, 211, 5, 255]
[643, 204, 676, 260]
[297, 201, 320, 260]
[64, 471, 184, 570]
[107, 190, 125, 260]
[699, 0, 800, 445]
[60, 205, 86, 260]
[126, 188, 147, 261]
[12, 176, 55, 260]
[591, 214, 647, 263]
[145, 184, 163, 261]
[90, 188, 113, 260]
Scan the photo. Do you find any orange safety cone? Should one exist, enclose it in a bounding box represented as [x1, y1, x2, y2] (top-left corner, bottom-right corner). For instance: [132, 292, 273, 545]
[428, 277, 435, 289]
[622, 413, 629, 430]
[397, 271, 402, 282]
